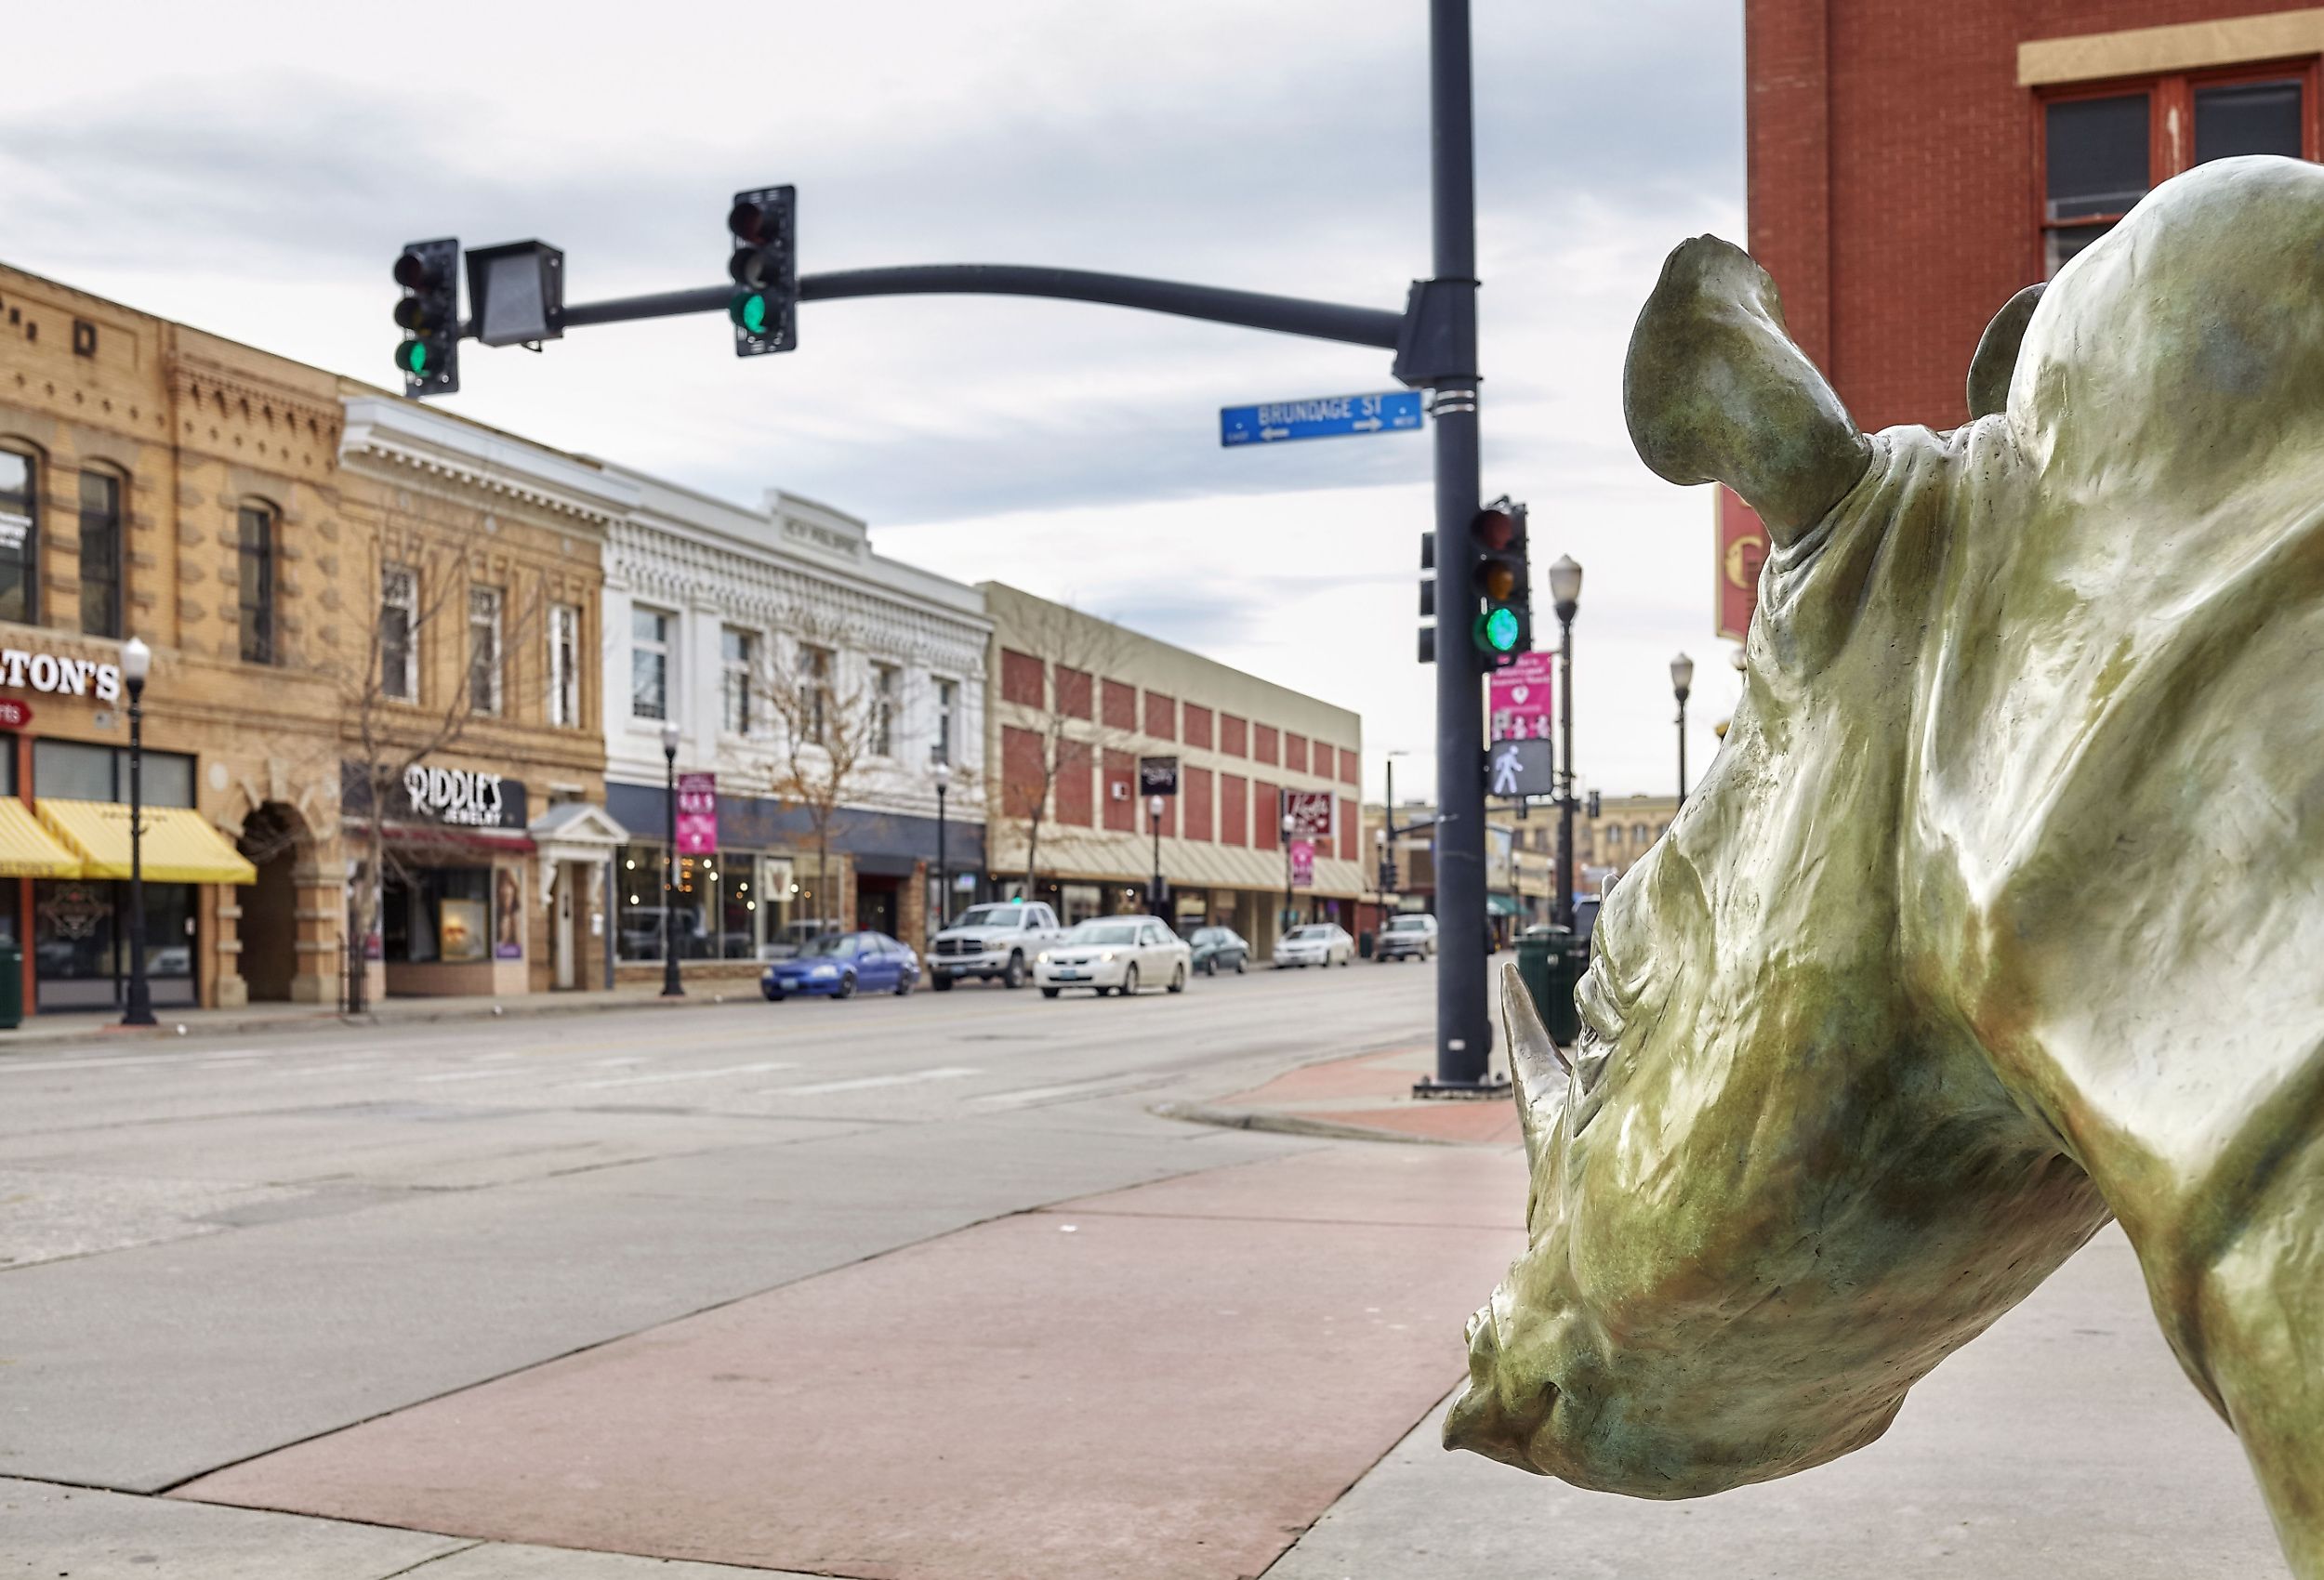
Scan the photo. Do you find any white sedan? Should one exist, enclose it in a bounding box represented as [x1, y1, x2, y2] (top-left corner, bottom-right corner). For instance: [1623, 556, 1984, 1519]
[1036, 916, 1191, 998]
[1274, 923, 1355, 968]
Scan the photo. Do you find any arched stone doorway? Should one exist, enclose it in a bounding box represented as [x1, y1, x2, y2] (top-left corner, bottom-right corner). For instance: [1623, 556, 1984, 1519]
[237, 802, 303, 1003]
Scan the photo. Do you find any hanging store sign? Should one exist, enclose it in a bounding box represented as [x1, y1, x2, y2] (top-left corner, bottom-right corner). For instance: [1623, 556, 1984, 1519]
[1283, 789, 1334, 840]
[1289, 838, 1316, 889]
[0, 646, 123, 704]
[0, 699, 33, 730]
[676, 772, 718, 855]
[1138, 756, 1179, 797]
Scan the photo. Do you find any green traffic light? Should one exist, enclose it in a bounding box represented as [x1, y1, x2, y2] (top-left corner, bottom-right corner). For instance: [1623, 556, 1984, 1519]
[1481, 606, 1521, 652]
[732, 291, 769, 336]
[402, 341, 429, 376]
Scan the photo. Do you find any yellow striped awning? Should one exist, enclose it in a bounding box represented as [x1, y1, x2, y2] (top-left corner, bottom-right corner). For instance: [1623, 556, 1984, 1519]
[0, 798, 86, 878]
[37, 799, 257, 885]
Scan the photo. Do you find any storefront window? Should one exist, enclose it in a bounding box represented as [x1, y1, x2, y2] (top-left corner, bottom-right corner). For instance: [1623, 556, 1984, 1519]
[33, 740, 194, 806]
[716, 849, 759, 959]
[33, 877, 194, 1010]
[381, 866, 493, 964]
[1061, 882, 1103, 927]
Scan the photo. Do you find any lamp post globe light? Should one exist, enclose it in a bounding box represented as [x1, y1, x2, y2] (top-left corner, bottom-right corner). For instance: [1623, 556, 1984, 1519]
[1147, 794, 1165, 915]
[1670, 651, 1695, 806]
[1549, 556, 1581, 929]
[660, 718, 683, 998]
[932, 758, 953, 933]
[120, 637, 155, 1027]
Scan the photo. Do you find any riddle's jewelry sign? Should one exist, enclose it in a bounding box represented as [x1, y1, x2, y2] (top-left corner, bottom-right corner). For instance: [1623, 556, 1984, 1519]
[340, 759, 529, 830]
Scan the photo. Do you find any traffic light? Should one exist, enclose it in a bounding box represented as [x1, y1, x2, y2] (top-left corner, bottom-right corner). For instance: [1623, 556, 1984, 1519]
[1417, 531, 1435, 663]
[392, 239, 460, 398]
[727, 186, 797, 356]
[1587, 789, 1602, 820]
[1470, 496, 1532, 661]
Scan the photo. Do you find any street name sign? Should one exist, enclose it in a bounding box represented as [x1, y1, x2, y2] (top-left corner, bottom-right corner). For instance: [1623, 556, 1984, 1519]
[1488, 652, 1556, 742]
[1221, 389, 1424, 447]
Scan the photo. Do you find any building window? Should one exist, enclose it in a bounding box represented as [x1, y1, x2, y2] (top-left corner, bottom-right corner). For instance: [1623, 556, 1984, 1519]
[631, 606, 671, 720]
[548, 603, 580, 726]
[721, 626, 755, 734]
[2041, 66, 2313, 276]
[799, 644, 832, 746]
[468, 586, 503, 715]
[932, 678, 957, 764]
[77, 470, 123, 639]
[870, 663, 899, 757]
[237, 503, 274, 664]
[0, 446, 36, 625]
[380, 563, 417, 702]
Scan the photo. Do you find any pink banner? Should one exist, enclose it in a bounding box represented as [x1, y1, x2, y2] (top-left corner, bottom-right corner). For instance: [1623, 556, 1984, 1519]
[676, 771, 719, 855]
[1289, 837, 1315, 889]
[1487, 651, 1555, 742]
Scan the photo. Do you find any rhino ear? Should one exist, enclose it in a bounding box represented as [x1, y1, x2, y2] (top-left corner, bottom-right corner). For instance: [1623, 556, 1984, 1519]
[1624, 235, 1870, 548]
[1499, 962, 1571, 1172]
[1965, 283, 2045, 420]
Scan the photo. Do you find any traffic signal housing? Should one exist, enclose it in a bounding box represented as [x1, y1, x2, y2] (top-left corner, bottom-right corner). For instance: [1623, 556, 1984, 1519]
[727, 186, 797, 356]
[1417, 530, 1436, 663]
[1470, 497, 1532, 662]
[392, 239, 461, 398]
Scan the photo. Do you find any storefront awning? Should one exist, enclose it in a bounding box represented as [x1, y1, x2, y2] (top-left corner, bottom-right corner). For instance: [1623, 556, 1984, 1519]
[0, 798, 86, 877]
[1486, 893, 1522, 917]
[38, 799, 257, 885]
[373, 823, 537, 855]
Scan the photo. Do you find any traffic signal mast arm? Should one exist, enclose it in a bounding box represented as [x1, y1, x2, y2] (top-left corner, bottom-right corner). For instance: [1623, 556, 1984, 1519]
[481, 264, 1403, 353]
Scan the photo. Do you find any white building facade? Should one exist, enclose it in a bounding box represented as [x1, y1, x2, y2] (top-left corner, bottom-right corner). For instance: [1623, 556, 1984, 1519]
[600, 474, 987, 978]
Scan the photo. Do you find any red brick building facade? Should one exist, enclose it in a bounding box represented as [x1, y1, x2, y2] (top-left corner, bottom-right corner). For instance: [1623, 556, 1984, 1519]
[1747, 2, 2324, 431]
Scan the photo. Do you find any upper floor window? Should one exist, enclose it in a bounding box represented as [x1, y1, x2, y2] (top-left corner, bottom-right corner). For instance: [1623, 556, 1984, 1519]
[631, 606, 671, 720]
[549, 603, 581, 727]
[0, 447, 38, 625]
[237, 503, 275, 665]
[77, 470, 123, 639]
[468, 586, 503, 715]
[380, 562, 417, 701]
[2042, 64, 2313, 275]
[932, 678, 958, 764]
[798, 644, 833, 746]
[870, 663, 899, 757]
[721, 625, 756, 734]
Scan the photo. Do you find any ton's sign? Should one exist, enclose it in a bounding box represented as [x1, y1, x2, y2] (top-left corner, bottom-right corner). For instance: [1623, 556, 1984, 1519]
[0, 647, 122, 704]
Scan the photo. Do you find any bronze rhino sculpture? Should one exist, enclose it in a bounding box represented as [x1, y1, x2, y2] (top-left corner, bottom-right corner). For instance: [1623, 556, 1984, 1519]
[1446, 154, 2324, 1577]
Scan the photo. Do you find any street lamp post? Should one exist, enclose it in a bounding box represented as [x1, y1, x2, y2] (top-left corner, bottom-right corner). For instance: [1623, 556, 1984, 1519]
[120, 637, 154, 1028]
[660, 718, 683, 998]
[1670, 652, 1694, 806]
[933, 758, 952, 933]
[1281, 808, 1296, 937]
[1147, 794, 1165, 915]
[1550, 555, 1582, 928]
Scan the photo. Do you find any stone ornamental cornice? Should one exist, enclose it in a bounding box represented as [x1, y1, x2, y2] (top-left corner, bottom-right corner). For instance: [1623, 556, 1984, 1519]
[337, 395, 639, 530]
[170, 356, 343, 437]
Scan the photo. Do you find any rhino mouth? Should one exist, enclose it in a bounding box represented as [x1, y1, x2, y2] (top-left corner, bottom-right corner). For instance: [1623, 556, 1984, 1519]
[1445, 1294, 1559, 1473]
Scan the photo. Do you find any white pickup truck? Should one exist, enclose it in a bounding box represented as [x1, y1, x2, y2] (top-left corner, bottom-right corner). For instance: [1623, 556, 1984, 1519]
[928, 901, 1065, 991]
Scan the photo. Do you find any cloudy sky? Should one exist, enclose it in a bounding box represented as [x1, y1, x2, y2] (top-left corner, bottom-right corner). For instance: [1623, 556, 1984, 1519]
[5, 1, 1745, 806]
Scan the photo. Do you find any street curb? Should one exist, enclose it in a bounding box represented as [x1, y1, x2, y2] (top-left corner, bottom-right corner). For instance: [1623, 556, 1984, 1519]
[1147, 1099, 1454, 1147]
[0, 990, 740, 1055]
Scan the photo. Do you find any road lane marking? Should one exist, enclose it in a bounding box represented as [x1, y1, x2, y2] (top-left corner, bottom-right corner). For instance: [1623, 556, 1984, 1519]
[971, 1073, 1168, 1110]
[564, 1060, 799, 1091]
[764, 1066, 981, 1097]
[415, 1068, 527, 1084]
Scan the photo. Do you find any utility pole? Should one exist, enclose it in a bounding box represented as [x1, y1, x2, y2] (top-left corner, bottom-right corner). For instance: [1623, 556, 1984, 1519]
[1413, 0, 1498, 1094]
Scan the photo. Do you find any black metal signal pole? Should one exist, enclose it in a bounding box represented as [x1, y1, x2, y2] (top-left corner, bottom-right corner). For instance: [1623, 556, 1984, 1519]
[1414, 0, 1497, 1094]
[407, 1, 1495, 1092]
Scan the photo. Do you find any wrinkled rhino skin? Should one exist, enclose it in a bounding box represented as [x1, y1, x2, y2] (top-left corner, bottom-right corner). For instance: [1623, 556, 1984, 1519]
[1449, 155, 2324, 1578]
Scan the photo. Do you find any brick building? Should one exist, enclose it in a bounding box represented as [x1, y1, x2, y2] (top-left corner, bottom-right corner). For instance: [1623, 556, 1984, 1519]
[1746, 1, 2323, 432]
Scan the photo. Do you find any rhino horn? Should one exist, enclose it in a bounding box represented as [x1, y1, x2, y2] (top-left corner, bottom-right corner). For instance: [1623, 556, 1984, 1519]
[1965, 283, 2045, 420]
[1499, 962, 1572, 1169]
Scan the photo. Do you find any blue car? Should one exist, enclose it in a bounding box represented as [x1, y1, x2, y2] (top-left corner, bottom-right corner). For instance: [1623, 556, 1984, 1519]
[761, 930, 920, 1001]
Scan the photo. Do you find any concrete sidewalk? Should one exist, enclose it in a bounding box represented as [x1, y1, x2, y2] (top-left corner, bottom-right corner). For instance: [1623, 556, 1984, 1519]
[1162, 1042, 1523, 1146]
[0, 981, 733, 1051]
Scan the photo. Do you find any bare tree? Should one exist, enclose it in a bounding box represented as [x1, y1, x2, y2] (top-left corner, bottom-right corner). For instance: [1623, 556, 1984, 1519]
[990, 599, 1137, 901]
[334, 496, 546, 1012]
[743, 612, 885, 938]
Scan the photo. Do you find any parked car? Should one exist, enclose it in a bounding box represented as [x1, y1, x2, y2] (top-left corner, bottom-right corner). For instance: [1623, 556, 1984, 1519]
[1188, 926, 1250, 976]
[1274, 923, 1355, 968]
[761, 930, 920, 1000]
[929, 901, 1065, 990]
[1376, 913, 1438, 962]
[760, 918, 840, 960]
[1035, 915, 1191, 998]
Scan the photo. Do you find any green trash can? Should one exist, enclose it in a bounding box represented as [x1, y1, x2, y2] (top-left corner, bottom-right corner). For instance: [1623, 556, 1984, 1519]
[0, 940, 22, 1031]
[1514, 926, 1583, 1048]
[1358, 929, 1375, 959]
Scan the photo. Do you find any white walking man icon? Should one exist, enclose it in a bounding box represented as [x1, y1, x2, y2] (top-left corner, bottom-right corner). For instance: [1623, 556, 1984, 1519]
[1489, 742, 1524, 798]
